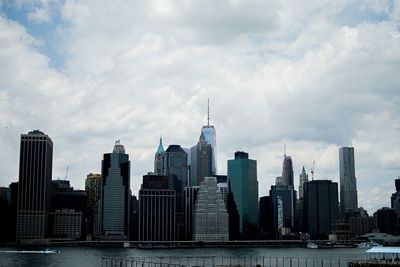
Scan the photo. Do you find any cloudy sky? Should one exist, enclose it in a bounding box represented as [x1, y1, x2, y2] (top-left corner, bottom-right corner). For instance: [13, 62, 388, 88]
[0, 0, 399, 214]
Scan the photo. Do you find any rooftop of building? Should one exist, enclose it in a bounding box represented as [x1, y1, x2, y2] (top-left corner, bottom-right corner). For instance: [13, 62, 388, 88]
[165, 144, 186, 154]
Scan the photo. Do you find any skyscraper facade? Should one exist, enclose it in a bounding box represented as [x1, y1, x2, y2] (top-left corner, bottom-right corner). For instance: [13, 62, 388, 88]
[139, 174, 176, 241]
[282, 155, 294, 187]
[184, 186, 199, 240]
[201, 125, 217, 175]
[190, 132, 212, 186]
[391, 177, 400, 219]
[269, 185, 296, 231]
[304, 180, 339, 239]
[101, 141, 130, 240]
[339, 147, 358, 214]
[154, 137, 164, 175]
[16, 130, 53, 241]
[227, 151, 258, 239]
[85, 173, 102, 238]
[193, 177, 229, 241]
[162, 145, 188, 188]
[298, 166, 308, 199]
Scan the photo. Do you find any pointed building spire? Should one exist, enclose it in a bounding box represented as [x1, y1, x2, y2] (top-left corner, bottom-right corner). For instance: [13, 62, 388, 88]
[207, 98, 210, 126]
[284, 144, 286, 157]
[156, 136, 165, 155]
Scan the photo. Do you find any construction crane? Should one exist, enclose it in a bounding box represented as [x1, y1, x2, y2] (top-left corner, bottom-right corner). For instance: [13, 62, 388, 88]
[310, 160, 315, 180]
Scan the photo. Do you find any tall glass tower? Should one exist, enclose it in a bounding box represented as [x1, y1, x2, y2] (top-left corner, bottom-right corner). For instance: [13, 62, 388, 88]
[101, 141, 130, 240]
[339, 147, 358, 215]
[227, 151, 258, 239]
[201, 99, 217, 175]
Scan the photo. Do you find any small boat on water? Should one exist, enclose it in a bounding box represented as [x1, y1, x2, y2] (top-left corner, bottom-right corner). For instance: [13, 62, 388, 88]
[357, 242, 382, 248]
[307, 242, 318, 249]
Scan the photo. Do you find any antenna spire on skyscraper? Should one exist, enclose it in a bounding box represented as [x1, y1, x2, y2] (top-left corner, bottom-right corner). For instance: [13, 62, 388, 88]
[207, 98, 210, 126]
[284, 144, 286, 157]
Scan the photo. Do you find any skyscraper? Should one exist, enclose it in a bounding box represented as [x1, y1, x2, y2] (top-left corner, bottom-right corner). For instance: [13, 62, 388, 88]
[269, 184, 296, 231]
[184, 186, 199, 240]
[16, 130, 53, 241]
[161, 144, 188, 240]
[101, 141, 130, 240]
[201, 99, 217, 175]
[193, 177, 229, 241]
[139, 174, 176, 241]
[227, 151, 258, 239]
[303, 180, 339, 239]
[298, 166, 308, 199]
[154, 137, 164, 175]
[190, 132, 212, 186]
[282, 152, 294, 187]
[339, 147, 358, 214]
[85, 173, 102, 238]
[390, 177, 400, 220]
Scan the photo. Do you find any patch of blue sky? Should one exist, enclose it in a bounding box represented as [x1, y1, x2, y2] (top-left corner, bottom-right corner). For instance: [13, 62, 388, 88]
[334, 1, 391, 27]
[1, 3, 66, 70]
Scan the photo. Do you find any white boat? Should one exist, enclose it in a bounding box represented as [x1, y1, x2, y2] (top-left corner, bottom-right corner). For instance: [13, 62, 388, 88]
[358, 242, 382, 248]
[307, 242, 318, 249]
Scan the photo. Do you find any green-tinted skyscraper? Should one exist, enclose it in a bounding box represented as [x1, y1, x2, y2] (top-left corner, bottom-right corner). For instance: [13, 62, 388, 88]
[227, 151, 258, 239]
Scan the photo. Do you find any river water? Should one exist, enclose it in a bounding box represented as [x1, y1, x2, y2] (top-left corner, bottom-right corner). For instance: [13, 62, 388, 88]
[0, 246, 370, 267]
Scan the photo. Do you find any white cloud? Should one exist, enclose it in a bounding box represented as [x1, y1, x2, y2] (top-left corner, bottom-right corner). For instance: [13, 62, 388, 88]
[0, 0, 399, 214]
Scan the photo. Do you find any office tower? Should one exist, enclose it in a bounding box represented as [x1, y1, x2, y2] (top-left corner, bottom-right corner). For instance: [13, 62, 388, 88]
[304, 180, 339, 239]
[162, 145, 188, 188]
[184, 186, 199, 240]
[201, 99, 217, 175]
[16, 130, 53, 241]
[154, 137, 164, 175]
[190, 132, 212, 186]
[227, 151, 258, 239]
[391, 177, 400, 219]
[85, 173, 102, 239]
[130, 195, 139, 241]
[193, 177, 229, 241]
[217, 182, 228, 206]
[269, 185, 296, 231]
[162, 144, 188, 240]
[138, 174, 176, 241]
[282, 152, 294, 187]
[375, 207, 397, 235]
[339, 147, 358, 214]
[259, 196, 275, 239]
[298, 166, 308, 199]
[101, 140, 130, 240]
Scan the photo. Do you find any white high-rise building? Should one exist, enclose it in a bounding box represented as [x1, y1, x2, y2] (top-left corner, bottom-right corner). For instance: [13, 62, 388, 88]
[201, 99, 217, 175]
[193, 177, 228, 241]
[339, 147, 358, 214]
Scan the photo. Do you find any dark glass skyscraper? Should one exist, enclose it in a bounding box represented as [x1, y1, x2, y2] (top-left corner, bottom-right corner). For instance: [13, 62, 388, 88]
[282, 154, 294, 187]
[304, 180, 339, 239]
[190, 132, 212, 186]
[101, 141, 130, 240]
[139, 174, 176, 241]
[227, 151, 258, 239]
[339, 147, 358, 215]
[16, 130, 53, 242]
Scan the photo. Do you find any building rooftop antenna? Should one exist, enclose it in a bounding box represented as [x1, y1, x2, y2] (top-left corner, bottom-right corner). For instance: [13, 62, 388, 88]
[207, 98, 210, 126]
[284, 144, 286, 157]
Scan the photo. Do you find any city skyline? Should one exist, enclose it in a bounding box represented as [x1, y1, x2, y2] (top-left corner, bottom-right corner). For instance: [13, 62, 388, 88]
[0, 1, 399, 216]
